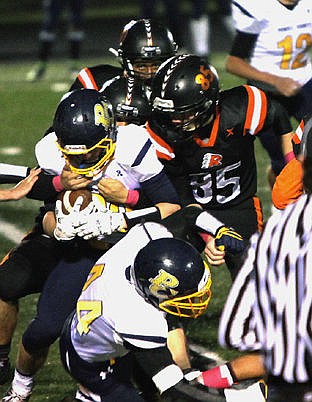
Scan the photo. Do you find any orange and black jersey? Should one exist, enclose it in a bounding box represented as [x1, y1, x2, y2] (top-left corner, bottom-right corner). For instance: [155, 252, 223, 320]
[70, 64, 122, 91]
[148, 85, 292, 210]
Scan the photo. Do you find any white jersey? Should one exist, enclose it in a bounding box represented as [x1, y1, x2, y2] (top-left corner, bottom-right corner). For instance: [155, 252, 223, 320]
[34, 123, 164, 190]
[70, 222, 173, 363]
[232, 0, 312, 85]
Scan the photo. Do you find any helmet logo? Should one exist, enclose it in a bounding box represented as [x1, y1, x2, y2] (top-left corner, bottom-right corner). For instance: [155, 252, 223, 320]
[94, 102, 111, 129]
[149, 269, 179, 299]
[195, 65, 215, 91]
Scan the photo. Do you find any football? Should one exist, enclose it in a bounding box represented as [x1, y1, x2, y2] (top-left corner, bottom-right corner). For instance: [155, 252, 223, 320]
[57, 189, 93, 215]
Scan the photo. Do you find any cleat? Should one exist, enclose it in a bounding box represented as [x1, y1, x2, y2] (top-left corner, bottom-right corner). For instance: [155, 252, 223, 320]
[1, 387, 31, 402]
[0, 359, 12, 385]
[26, 63, 46, 82]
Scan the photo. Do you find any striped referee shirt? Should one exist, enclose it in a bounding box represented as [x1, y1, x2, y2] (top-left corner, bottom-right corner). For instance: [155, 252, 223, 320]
[219, 193, 312, 383]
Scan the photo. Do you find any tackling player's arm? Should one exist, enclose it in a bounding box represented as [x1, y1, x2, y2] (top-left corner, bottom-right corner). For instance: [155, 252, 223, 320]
[128, 344, 211, 402]
[0, 168, 41, 201]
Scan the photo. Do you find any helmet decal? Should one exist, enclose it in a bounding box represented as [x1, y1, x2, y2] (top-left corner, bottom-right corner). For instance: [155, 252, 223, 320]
[144, 19, 153, 47]
[196, 65, 215, 91]
[132, 237, 212, 318]
[161, 54, 189, 97]
[94, 101, 112, 128]
[149, 269, 179, 300]
[125, 77, 134, 105]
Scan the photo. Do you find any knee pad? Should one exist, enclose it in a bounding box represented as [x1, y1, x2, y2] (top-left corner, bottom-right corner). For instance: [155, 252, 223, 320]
[22, 318, 59, 353]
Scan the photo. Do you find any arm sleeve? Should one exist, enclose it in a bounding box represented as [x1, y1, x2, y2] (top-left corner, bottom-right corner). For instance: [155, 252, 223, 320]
[229, 31, 258, 59]
[26, 172, 58, 201]
[159, 159, 196, 207]
[263, 98, 293, 136]
[161, 206, 203, 238]
[140, 170, 180, 205]
[0, 163, 30, 184]
[130, 345, 183, 394]
[272, 159, 303, 210]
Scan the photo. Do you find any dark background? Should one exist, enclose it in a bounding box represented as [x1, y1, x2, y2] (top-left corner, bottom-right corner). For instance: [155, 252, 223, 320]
[0, 0, 232, 61]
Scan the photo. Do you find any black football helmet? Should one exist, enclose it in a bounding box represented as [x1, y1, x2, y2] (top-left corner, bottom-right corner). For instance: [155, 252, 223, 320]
[149, 54, 220, 144]
[53, 89, 117, 177]
[131, 237, 212, 318]
[117, 19, 177, 83]
[101, 76, 151, 125]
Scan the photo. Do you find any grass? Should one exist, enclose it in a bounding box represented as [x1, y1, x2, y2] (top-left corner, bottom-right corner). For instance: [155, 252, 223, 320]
[0, 52, 274, 401]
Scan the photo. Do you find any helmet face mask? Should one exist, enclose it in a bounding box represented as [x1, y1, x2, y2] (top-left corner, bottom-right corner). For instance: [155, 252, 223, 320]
[54, 89, 117, 177]
[57, 137, 116, 177]
[131, 237, 212, 319]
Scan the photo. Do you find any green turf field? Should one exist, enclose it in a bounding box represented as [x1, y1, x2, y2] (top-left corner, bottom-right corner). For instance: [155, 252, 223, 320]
[0, 53, 276, 401]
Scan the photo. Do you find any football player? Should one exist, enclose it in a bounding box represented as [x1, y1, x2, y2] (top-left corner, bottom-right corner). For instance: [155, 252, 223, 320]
[272, 113, 312, 210]
[0, 20, 179, 386]
[70, 18, 178, 98]
[147, 54, 294, 278]
[1, 89, 244, 401]
[226, 0, 312, 186]
[101, 76, 151, 126]
[59, 222, 216, 402]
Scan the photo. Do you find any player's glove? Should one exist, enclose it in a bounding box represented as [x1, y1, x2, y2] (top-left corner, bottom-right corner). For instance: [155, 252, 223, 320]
[75, 209, 126, 240]
[54, 196, 84, 241]
[215, 226, 245, 254]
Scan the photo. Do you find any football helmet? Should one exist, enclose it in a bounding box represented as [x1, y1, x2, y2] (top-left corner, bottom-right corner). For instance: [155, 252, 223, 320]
[149, 54, 219, 144]
[131, 237, 212, 318]
[117, 19, 177, 83]
[101, 76, 151, 125]
[53, 89, 117, 177]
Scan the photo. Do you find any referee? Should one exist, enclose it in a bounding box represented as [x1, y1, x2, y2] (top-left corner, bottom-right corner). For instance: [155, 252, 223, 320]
[218, 120, 312, 402]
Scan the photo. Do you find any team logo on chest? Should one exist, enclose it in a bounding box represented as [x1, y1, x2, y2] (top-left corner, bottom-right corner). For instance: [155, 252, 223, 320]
[201, 153, 222, 169]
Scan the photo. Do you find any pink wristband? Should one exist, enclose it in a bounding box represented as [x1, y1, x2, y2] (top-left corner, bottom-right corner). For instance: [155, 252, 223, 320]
[126, 189, 139, 207]
[52, 175, 64, 192]
[201, 365, 233, 389]
[199, 232, 212, 243]
[285, 151, 295, 163]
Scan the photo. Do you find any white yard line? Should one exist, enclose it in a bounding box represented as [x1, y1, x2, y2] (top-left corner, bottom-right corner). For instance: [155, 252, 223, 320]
[0, 218, 24, 244]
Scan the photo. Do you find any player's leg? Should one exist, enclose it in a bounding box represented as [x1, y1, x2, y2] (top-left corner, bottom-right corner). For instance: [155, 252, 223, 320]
[189, 0, 210, 58]
[67, 0, 85, 75]
[59, 320, 145, 402]
[0, 232, 58, 385]
[26, 0, 64, 81]
[0, 300, 17, 385]
[3, 246, 102, 399]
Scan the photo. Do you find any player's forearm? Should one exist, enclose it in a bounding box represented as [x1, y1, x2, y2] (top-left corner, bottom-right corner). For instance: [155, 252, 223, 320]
[0, 188, 20, 201]
[156, 202, 181, 219]
[225, 55, 278, 86]
[42, 211, 57, 237]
